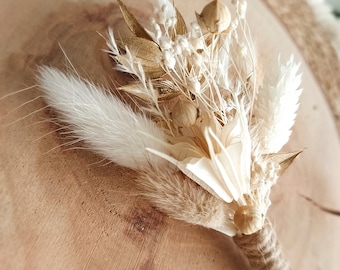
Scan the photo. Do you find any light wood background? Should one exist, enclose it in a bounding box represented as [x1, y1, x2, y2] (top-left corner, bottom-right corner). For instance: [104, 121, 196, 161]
[1, 0, 340, 269]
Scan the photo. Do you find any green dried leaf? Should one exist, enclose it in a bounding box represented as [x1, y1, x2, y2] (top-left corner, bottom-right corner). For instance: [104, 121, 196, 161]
[117, 0, 153, 41]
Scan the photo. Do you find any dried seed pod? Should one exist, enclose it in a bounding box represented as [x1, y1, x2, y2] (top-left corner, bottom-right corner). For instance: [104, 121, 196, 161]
[196, 0, 231, 33]
[172, 100, 198, 127]
[233, 205, 264, 235]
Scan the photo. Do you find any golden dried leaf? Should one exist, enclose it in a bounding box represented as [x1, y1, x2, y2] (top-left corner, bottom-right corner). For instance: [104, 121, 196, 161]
[267, 149, 303, 176]
[118, 83, 157, 101]
[155, 80, 181, 100]
[117, 0, 153, 41]
[158, 91, 181, 101]
[172, 8, 187, 39]
[144, 68, 166, 79]
[117, 37, 165, 79]
[117, 37, 161, 63]
[195, 12, 206, 32]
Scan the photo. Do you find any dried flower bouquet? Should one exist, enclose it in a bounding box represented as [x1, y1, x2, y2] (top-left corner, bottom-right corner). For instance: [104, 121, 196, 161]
[38, 0, 302, 268]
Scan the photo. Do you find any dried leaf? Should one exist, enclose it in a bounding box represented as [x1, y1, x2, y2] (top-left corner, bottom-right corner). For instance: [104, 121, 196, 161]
[155, 80, 181, 100]
[118, 83, 157, 101]
[144, 69, 166, 79]
[267, 149, 303, 176]
[172, 8, 187, 39]
[117, 37, 161, 63]
[117, 0, 153, 41]
[158, 91, 181, 101]
[195, 12, 206, 32]
[117, 37, 165, 78]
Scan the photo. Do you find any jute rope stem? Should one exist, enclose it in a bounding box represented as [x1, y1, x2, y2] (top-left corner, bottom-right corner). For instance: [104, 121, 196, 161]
[233, 219, 290, 270]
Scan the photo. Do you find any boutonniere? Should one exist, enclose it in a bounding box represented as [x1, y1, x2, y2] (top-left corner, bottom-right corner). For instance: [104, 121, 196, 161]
[38, 0, 302, 268]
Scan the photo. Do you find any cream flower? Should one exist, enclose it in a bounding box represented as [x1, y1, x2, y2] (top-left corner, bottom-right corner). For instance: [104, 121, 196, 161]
[148, 110, 251, 205]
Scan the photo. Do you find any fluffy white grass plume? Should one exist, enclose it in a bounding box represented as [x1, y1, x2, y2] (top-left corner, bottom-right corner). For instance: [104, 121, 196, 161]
[253, 56, 302, 154]
[38, 67, 168, 171]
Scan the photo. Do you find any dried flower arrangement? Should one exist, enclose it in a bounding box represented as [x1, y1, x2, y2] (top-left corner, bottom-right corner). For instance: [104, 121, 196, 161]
[38, 0, 303, 268]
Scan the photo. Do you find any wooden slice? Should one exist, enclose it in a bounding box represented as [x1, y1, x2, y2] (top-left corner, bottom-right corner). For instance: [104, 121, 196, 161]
[1, 1, 339, 269]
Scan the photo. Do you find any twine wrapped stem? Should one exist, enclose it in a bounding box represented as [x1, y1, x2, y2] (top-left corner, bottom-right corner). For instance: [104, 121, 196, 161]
[233, 219, 290, 270]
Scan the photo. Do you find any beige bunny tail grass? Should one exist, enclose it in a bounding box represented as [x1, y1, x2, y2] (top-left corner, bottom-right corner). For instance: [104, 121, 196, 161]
[233, 219, 290, 270]
[136, 167, 238, 236]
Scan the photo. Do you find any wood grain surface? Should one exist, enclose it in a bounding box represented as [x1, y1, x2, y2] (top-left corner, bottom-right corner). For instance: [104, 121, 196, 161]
[1, 1, 340, 269]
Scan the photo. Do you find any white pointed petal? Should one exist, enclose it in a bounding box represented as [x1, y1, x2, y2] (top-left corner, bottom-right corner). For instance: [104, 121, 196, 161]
[209, 127, 250, 198]
[213, 154, 240, 200]
[185, 157, 234, 202]
[220, 114, 240, 146]
[147, 148, 223, 199]
[204, 128, 239, 197]
[166, 141, 207, 160]
[225, 143, 250, 193]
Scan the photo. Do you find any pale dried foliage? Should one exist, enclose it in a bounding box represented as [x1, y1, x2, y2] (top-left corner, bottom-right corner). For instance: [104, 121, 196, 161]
[38, 0, 302, 236]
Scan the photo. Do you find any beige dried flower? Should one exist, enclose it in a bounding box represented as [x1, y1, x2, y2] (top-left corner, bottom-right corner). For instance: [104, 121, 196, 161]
[196, 0, 232, 33]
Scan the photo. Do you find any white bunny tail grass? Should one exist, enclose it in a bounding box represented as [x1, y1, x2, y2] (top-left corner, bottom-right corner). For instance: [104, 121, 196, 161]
[253, 56, 302, 154]
[137, 167, 238, 236]
[38, 66, 168, 171]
